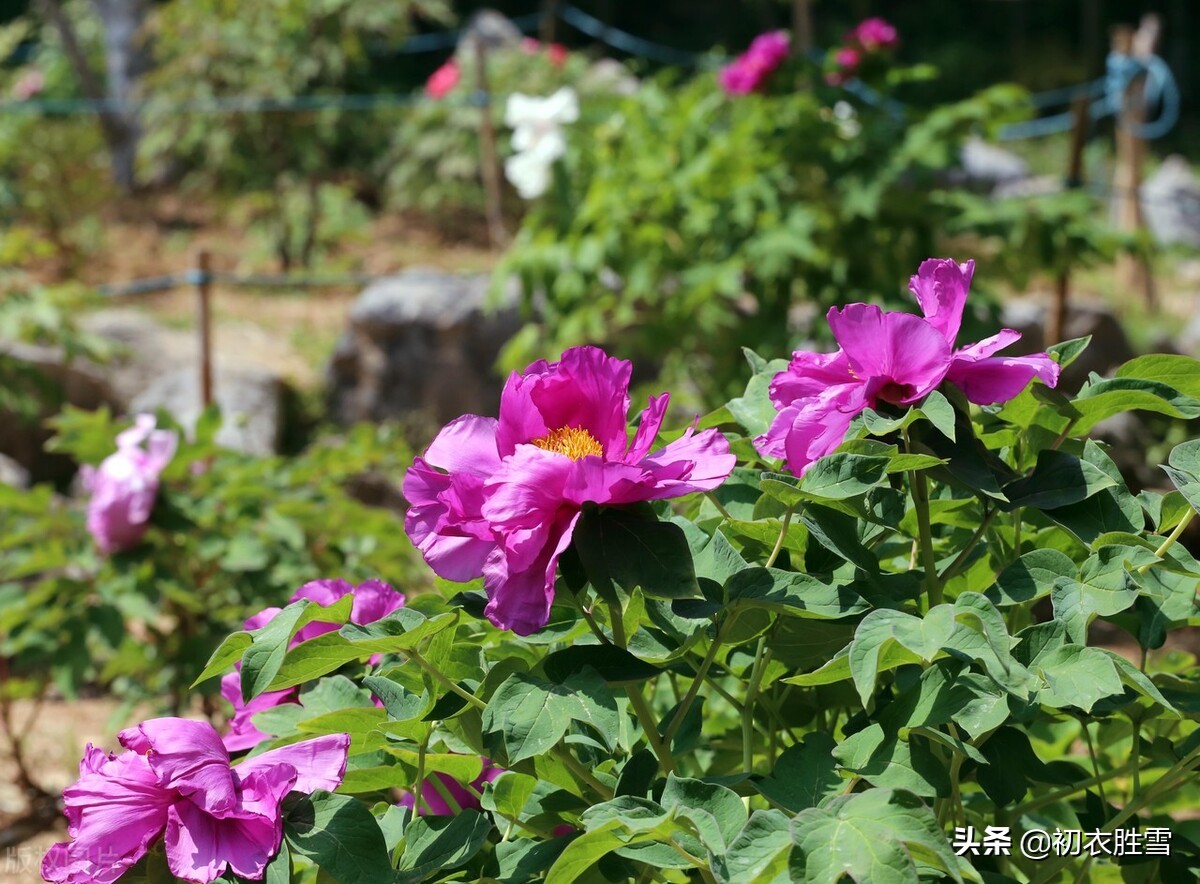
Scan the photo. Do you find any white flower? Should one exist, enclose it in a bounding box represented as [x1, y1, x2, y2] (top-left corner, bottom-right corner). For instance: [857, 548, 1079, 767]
[503, 88, 579, 200]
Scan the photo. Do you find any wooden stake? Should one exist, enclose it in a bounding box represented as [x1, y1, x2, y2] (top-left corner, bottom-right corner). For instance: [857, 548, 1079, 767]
[792, 0, 814, 55]
[540, 0, 559, 44]
[1047, 97, 1091, 348]
[1112, 17, 1159, 310]
[195, 250, 214, 409]
[474, 40, 508, 249]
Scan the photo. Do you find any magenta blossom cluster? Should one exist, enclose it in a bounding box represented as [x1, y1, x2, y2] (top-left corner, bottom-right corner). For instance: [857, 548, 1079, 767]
[43, 718, 348, 884]
[404, 346, 735, 636]
[756, 258, 1061, 477]
[719, 30, 791, 95]
[81, 414, 177, 555]
[400, 757, 505, 816]
[221, 578, 406, 751]
[826, 16, 899, 86]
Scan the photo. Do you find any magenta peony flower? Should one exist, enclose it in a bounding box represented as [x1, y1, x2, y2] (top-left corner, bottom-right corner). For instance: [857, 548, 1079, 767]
[425, 59, 460, 100]
[756, 258, 1060, 477]
[11, 68, 45, 101]
[43, 718, 348, 884]
[221, 578, 405, 751]
[835, 47, 861, 74]
[852, 17, 899, 52]
[400, 757, 504, 815]
[719, 30, 791, 95]
[403, 346, 735, 635]
[80, 414, 177, 555]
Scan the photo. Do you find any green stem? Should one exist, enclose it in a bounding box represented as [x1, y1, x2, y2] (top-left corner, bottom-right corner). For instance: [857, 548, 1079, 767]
[663, 617, 731, 746]
[938, 505, 996, 584]
[1081, 721, 1108, 812]
[743, 638, 773, 776]
[559, 749, 614, 801]
[1137, 507, 1196, 574]
[705, 491, 734, 522]
[1030, 742, 1200, 884]
[407, 649, 486, 712]
[1009, 759, 1139, 817]
[414, 735, 428, 816]
[606, 602, 677, 774]
[910, 468, 941, 609]
[765, 507, 794, 569]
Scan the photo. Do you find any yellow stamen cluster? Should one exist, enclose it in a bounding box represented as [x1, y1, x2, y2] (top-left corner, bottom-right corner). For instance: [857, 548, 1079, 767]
[532, 426, 603, 461]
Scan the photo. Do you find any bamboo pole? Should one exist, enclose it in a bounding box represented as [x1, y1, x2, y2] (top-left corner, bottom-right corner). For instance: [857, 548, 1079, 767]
[474, 40, 508, 249]
[1047, 98, 1091, 348]
[195, 250, 213, 409]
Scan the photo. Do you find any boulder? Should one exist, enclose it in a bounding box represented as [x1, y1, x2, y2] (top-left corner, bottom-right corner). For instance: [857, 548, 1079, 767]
[0, 341, 121, 486]
[957, 137, 1030, 189]
[0, 452, 30, 489]
[326, 268, 522, 427]
[131, 366, 284, 456]
[1141, 155, 1200, 249]
[460, 9, 523, 51]
[1000, 298, 1135, 393]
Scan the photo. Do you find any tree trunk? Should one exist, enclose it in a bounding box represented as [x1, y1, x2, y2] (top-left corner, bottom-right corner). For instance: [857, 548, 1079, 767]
[92, 0, 151, 192]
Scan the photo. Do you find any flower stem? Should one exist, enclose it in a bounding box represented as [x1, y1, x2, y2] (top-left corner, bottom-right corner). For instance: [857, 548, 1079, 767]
[765, 506, 794, 569]
[663, 617, 731, 747]
[407, 648, 486, 712]
[705, 491, 734, 521]
[607, 602, 677, 775]
[742, 638, 773, 776]
[909, 467, 942, 609]
[1137, 507, 1196, 574]
[938, 505, 996, 584]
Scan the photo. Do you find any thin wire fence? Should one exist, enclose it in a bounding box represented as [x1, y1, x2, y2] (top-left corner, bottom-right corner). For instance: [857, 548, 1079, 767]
[0, 4, 1181, 142]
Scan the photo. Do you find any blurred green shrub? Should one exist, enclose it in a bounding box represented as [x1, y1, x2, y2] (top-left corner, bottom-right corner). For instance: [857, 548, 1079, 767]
[384, 40, 633, 218]
[494, 62, 1130, 405]
[0, 408, 427, 712]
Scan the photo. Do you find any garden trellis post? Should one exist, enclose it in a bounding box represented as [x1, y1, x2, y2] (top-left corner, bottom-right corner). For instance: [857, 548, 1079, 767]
[474, 40, 509, 248]
[1047, 96, 1091, 348]
[196, 250, 214, 409]
[1112, 16, 1159, 310]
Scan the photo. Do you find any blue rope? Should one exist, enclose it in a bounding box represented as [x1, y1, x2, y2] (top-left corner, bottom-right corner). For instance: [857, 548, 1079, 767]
[556, 4, 713, 67]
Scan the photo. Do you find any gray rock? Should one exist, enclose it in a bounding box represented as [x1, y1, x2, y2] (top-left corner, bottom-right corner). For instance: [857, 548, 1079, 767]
[1180, 310, 1200, 358]
[958, 137, 1030, 188]
[0, 340, 121, 485]
[81, 309, 175, 405]
[460, 9, 523, 52]
[1141, 155, 1200, 249]
[326, 268, 522, 427]
[131, 367, 283, 456]
[1000, 298, 1135, 393]
[0, 452, 30, 489]
[992, 174, 1063, 200]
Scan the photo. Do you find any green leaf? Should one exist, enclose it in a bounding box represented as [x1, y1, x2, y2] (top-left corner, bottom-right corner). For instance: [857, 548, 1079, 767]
[395, 810, 493, 883]
[191, 631, 251, 687]
[987, 549, 1076, 606]
[833, 725, 949, 798]
[573, 504, 700, 600]
[545, 820, 640, 884]
[753, 732, 841, 812]
[542, 645, 662, 685]
[797, 453, 890, 500]
[1032, 645, 1125, 712]
[242, 596, 354, 701]
[728, 359, 788, 437]
[1001, 450, 1117, 511]
[483, 674, 574, 763]
[1115, 353, 1200, 398]
[726, 568, 867, 619]
[788, 789, 966, 883]
[283, 791, 392, 884]
[1071, 376, 1200, 434]
[1161, 439, 1200, 512]
[715, 810, 791, 884]
[662, 774, 747, 854]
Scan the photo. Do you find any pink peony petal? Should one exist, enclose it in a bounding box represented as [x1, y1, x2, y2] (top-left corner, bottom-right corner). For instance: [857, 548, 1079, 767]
[908, 258, 974, 345]
[120, 718, 238, 816]
[232, 733, 350, 795]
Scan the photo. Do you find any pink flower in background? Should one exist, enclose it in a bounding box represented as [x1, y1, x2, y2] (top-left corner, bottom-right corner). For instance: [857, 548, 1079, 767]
[719, 30, 791, 95]
[81, 414, 177, 555]
[11, 68, 44, 101]
[835, 47, 861, 74]
[852, 17, 899, 52]
[43, 718, 348, 884]
[425, 59, 460, 100]
[404, 346, 735, 635]
[547, 42, 569, 67]
[400, 758, 504, 815]
[756, 258, 1060, 477]
[520, 37, 541, 54]
[221, 578, 405, 751]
